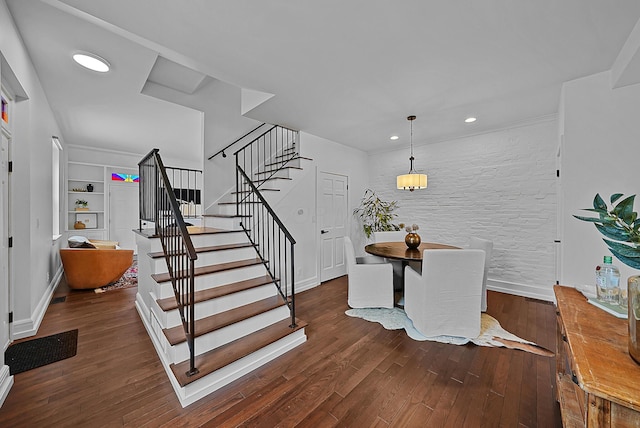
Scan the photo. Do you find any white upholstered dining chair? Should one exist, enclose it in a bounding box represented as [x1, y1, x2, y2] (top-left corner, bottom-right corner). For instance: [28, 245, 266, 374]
[404, 249, 486, 338]
[372, 231, 406, 243]
[468, 237, 493, 312]
[372, 231, 407, 289]
[345, 236, 394, 309]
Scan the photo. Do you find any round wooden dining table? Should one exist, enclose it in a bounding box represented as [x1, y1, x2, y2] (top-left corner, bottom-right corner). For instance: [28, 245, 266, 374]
[364, 241, 459, 261]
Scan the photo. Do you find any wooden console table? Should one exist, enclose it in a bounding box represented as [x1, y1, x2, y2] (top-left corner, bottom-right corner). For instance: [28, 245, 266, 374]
[554, 285, 640, 427]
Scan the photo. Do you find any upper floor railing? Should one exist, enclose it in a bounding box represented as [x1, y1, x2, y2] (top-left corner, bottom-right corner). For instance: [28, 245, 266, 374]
[139, 154, 203, 231]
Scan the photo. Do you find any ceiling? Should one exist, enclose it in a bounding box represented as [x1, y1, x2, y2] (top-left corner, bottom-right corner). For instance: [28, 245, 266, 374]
[6, 1, 640, 164]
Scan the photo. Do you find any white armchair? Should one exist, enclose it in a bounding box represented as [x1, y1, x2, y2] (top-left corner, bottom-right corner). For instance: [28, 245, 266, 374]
[345, 236, 394, 309]
[469, 237, 493, 312]
[404, 249, 485, 338]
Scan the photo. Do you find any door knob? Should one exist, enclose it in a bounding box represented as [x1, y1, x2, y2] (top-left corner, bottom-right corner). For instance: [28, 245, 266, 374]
[321, 230, 329, 234]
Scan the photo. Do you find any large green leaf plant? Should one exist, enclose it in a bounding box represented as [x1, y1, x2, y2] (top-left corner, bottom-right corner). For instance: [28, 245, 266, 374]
[574, 193, 640, 269]
[353, 189, 401, 238]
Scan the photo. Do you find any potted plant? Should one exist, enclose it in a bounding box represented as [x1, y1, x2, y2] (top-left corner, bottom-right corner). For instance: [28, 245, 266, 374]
[75, 199, 89, 211]
[574, 193, 640, 363]
[353, 189, 401, 238]
[574, 193, 640, 268]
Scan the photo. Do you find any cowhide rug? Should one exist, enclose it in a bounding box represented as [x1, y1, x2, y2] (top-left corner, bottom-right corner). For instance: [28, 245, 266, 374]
[345, 307, 554, 357]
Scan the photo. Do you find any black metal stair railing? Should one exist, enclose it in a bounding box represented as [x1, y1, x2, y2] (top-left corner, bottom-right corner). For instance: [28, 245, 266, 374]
[234, 125, 299, 328]
[234, 125, 299, 187]
[236, 166, 297, 328]
[139, 148, 200, 377]
[139, 151, 203, 230]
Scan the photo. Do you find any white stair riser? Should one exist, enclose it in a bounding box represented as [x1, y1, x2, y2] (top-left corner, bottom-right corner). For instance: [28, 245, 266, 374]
[202, 216, 244, 230]
[155, 264, 268, 299]
[255, 169, 290, 180]
[215, 204, 240, 216]
[177, 329, 306, 407]
[149, 247, 257, 274]
[267, 157, 301, 169]
[161, 284, 279, 328]
[168, 305, 291, 363]
[192, 231, 249, 247]
[146, 231, 248, 253]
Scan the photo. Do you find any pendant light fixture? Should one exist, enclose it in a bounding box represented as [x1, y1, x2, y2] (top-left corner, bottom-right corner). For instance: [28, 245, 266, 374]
[396, 115, 428, 191]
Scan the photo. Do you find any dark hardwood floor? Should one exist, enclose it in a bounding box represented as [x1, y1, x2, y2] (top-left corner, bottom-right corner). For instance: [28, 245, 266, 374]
[0, 276, 562, 427]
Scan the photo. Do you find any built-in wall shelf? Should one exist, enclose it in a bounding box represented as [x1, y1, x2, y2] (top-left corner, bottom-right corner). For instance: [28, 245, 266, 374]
[66, 162, 106, 239]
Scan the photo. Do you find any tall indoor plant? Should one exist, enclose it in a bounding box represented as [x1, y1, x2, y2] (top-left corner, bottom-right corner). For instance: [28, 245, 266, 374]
[574, 193, 640, 363]
[353, 189, 401, 238]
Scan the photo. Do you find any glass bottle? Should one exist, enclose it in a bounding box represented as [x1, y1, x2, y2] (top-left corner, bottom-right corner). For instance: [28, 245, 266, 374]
[595, 255, 620, 304]
[629, 275, 640, 364]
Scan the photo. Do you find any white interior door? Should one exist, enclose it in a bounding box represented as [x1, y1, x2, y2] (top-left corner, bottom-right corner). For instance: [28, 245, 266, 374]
[109, 182, 139, 253]
[318, 171, 348, 282]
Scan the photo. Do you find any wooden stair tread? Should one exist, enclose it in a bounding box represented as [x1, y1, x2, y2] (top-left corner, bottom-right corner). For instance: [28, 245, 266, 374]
[163, 295, 286, 345]
[255, 166, 303, 175]
[148, 242, 254, 259]
[134, 226, 231, 240]
[271, 155, 312, 162]
[202, 213, 251, 218]
[265, 156, 310, 167]
[151, 258, 263, 284]
[231, 188, 279, 194]
[185, 227, 230, 235]
[275, 151, 296, 158]
[156, 275, 276, 311]
[217, 201, 262, 205]
[253, 176, 292, 184]
[170, 317, 307, 387]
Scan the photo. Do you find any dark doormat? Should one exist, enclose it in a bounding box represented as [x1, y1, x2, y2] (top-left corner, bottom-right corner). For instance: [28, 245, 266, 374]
[5, 329, 78, 375]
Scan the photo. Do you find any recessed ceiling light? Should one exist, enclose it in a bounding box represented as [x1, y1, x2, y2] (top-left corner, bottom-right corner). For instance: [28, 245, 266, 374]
[465, 117, 477, 123]
[72, 52, 110, 73]
[390, 135, 399, 140]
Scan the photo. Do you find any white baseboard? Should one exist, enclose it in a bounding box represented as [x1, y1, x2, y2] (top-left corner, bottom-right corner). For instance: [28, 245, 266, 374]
[0, 365, 14, 408]
[11, 266, 63, 340]
[294, 277, 320, 294]
[487, 278, 556, 302]
[294, 275, 554, 303]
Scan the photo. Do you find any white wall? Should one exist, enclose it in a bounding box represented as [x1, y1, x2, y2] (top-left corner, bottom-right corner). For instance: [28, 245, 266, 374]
[67, 144, 201, 171]
[270, 132, 370, 290]
[142, 78, 261, 212]
[560, 71, 640, 293]
[1, 0, 65, 359]
[368, 118, 558, 301]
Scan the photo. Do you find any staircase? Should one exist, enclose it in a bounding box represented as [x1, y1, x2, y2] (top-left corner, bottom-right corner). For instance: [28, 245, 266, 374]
[210, 149, 312, 218]
[134, 126, 311, 407]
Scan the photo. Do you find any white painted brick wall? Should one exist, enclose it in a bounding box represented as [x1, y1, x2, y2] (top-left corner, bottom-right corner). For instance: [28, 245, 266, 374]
[367, 118, 558, 300]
